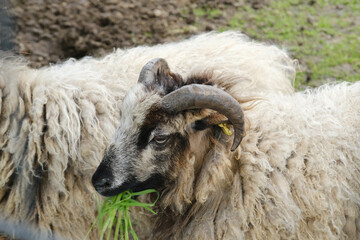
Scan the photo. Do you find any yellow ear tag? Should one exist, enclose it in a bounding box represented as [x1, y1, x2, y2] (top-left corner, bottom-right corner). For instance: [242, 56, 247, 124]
[218, 123, 233, 136]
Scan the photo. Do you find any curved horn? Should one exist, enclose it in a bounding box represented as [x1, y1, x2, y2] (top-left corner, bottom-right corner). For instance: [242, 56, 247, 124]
[160, 84, 244, 151]
[138, 58, 170, 87]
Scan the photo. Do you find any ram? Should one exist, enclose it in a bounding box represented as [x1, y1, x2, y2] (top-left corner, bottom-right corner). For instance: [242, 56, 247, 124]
[0, 31, 295, 239]
[93, 58, 360, 239]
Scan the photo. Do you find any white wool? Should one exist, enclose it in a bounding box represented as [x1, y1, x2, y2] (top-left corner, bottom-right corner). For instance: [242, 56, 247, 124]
[233, 82, 360, 239]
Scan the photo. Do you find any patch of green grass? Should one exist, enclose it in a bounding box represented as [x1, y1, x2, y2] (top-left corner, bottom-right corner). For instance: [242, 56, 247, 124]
[194, 7, 222, 19]
[87, 189, 158, 240]
[195, 0, 360, 89]
[238, 0, 358, 88]
[145, 31, 153, 38]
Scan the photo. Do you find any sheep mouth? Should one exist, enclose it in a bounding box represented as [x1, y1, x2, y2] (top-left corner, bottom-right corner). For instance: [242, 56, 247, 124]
[97, 173, 164, 197]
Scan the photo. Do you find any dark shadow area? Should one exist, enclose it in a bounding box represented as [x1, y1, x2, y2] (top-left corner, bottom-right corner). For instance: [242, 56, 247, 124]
[0, 0, 15, 51]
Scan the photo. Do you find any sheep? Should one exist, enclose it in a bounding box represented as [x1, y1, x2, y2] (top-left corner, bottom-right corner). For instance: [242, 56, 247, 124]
[0, 31, 296, 239]
[92, 58, 360, 240]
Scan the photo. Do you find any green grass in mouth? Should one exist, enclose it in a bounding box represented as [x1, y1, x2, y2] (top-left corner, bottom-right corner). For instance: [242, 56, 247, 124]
[86, 189, 159, 240]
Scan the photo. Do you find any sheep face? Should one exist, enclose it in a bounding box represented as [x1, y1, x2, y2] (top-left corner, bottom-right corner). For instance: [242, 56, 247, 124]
[92, 58, 245, 197]
[92, 84, 189, 196]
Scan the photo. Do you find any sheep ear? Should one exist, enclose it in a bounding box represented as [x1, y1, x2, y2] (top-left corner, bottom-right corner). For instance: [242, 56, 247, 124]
[193, 113, 228, 131]
[138, 58, 183, 93]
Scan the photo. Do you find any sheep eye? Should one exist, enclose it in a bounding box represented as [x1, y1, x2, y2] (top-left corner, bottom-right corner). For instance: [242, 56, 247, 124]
[152, 136, 169, 145]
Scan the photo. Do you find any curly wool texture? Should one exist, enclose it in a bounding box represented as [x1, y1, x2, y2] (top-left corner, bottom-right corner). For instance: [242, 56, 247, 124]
[234, 83, 360, 239]
[0, 31, 295, 239]
[135, 82, 360, 240]
[239, 83, 360, 239]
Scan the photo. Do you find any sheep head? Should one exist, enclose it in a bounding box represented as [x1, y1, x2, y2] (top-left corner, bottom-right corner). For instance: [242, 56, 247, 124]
[92, 58, 245, 199]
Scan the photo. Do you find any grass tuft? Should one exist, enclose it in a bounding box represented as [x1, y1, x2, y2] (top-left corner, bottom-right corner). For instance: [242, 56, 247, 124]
[86, 189, 158, 240]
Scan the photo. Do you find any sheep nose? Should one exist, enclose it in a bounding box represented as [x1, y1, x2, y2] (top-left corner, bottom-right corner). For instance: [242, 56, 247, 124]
[92, 175, 111, 191]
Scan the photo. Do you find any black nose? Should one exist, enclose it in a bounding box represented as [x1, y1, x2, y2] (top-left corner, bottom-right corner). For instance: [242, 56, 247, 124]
[92, 171, 112, 192]
[92, 177, 109, 189]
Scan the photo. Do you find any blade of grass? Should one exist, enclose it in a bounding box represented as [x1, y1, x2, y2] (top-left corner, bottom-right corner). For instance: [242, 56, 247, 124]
[113, 211, 122, 240]
[124, 206, 129, 240]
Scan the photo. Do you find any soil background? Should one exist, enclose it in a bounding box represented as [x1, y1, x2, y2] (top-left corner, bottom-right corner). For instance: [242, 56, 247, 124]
[2, 0, 258, 68]
[1, 0, 359, 87]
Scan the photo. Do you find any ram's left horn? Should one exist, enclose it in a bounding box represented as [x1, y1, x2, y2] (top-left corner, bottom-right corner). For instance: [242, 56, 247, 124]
[160, 84, 245, 151]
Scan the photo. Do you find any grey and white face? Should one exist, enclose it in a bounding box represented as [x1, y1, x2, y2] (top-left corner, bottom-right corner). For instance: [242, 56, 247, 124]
[91, 58, 245, 197]
[91, 84, 191, 197]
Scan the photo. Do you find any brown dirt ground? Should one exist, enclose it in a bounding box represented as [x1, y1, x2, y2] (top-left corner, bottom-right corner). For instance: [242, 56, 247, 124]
[2, 0, 265, 68]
